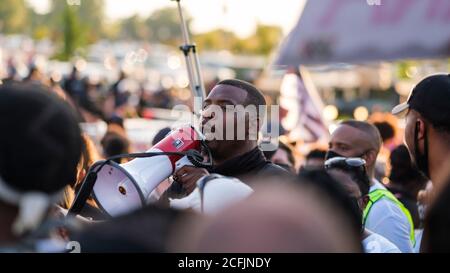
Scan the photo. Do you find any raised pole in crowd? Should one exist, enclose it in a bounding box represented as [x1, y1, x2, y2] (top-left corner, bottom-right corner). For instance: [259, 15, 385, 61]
[172, 0, 206, 106]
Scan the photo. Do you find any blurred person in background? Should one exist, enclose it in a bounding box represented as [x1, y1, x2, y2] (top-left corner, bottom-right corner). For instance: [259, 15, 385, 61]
[23, 65, 45, 85]
[392, 74, 450, 190]
[171, 181, 361, 253]
[110, 71, 129, 109]
[262, 141, 296, 173]
[327, 120, 415, 252]
[392, 74, 450, 252]
[323, 158, 401, 253]
[387, 145, 428, 230]
[106, 115, 125, 130]
[2, 58, 19, 84]
[62, 65, 87, 106]
[372, 120, 397, 182]
[77, 77, 106, 122]
[72, 204, 189, 252]
[0, 83, 82, 252]
[100, 123, 131, 164]
[373, 120, 397, 152]
[60, 133, 105, 220]
[151, 127, 172, 146]
[301, 148, 327, 171]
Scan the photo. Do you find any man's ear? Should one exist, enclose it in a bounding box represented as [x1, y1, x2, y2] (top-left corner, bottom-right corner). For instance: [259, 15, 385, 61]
[416, 118, 427, 140]
[363, 149, 377, 167]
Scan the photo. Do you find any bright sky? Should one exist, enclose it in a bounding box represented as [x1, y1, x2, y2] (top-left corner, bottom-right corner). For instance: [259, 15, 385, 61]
[26, 0, 306, 38]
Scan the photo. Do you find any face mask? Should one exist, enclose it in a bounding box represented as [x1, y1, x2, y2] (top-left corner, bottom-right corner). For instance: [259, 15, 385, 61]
[325, 150, 344, 161]
[413, 121, 429, 178]
[325, 150, 366, 161]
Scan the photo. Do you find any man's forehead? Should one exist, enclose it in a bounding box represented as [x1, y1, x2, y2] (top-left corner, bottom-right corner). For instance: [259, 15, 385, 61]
[330, 125, 369, 146]
[206, 84, 248, 104]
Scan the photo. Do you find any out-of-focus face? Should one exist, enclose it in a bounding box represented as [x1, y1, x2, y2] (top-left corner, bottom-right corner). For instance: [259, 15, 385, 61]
[328, 125, 371, 158]
[271, 148, 291, 167]
[270, 148, 295, 172]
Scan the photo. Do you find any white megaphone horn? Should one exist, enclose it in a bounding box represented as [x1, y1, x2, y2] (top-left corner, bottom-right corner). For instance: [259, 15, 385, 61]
[70, 125, 211, 217]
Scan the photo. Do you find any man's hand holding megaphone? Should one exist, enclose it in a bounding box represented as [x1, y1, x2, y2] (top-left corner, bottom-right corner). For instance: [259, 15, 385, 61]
[173, 166, 210, 195]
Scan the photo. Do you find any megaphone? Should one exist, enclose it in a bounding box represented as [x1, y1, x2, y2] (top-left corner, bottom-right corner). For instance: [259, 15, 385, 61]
[81, 125, 210, 217]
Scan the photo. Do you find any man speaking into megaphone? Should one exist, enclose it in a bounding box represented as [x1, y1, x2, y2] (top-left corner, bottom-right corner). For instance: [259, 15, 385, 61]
[70, 79, 288, 217]
[161, 79, 289, 203]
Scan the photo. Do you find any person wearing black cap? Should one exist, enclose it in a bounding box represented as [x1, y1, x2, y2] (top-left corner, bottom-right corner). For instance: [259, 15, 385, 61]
[0, 83, 82, 252]
[392, 74, 450, 187]
[392, 74, 450, 253]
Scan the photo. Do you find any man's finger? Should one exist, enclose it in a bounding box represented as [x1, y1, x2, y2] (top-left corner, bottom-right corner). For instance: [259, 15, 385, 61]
[177, 174, 199, 193]
[174, 165, 197, 177]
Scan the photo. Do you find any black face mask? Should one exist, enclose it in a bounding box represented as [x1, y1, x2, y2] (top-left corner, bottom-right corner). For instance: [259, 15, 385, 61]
[413, 121, 429, 178]
[325, 150, 344, 161]
[325, 150, 366, 161]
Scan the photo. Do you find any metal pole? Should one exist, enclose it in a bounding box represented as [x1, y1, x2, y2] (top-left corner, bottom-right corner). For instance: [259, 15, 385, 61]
[172, 0, 206, 101]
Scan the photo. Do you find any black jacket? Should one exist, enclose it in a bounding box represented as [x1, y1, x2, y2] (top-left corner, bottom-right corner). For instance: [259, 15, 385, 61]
[159, 147, 291, 204]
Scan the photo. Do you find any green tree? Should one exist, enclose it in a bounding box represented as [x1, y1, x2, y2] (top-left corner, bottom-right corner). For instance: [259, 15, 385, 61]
[0, 0, 29, 33]
[56, 5, 85, 60]
[145, 7, 191, 45]
[49, 0, 105, 42]
[241, 24, 283, 55]
[194, 29, 239, 51]
[120, 15, 149, 40]
[194, 24, 282, 56]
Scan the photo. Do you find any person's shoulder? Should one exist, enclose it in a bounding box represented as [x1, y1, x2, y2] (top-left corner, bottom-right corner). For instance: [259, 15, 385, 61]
[258, 162, 291, 177]
[370, 197, 407, 219]
[367, 197, 412, 234]
[370, 179, 387, 191]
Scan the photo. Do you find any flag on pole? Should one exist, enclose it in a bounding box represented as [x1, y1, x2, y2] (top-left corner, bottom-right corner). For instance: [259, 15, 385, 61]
[280, 68, 329, 142]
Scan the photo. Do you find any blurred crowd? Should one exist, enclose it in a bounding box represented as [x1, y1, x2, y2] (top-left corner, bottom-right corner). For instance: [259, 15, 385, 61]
[0, 60, 449, 253]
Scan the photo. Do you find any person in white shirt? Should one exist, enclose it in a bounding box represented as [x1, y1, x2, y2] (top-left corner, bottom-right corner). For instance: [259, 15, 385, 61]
[326, 120, 414, 253]
[392, 74, 450, 252]
[364, 179, 413, 253]
[326, 167, 401, 253]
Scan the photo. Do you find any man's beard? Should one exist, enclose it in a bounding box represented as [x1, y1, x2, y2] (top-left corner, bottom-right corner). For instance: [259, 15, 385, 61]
[412, 121, 430, 178]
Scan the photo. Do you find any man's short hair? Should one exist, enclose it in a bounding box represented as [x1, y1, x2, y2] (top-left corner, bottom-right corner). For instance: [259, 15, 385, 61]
[218, 79, 266, 108]
[340, 120, 382, 152]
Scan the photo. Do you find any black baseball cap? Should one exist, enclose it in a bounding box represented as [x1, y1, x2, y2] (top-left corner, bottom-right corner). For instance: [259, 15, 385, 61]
[392, 74, 450, 130]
